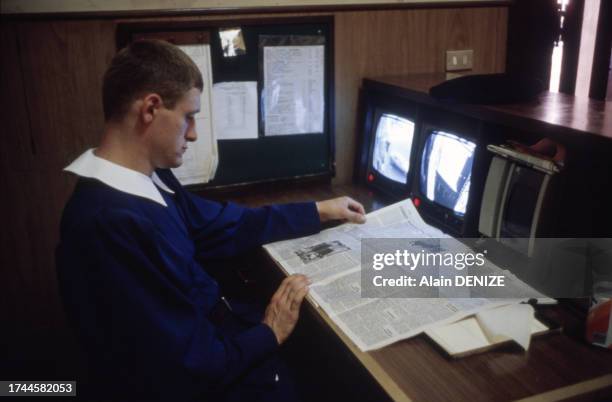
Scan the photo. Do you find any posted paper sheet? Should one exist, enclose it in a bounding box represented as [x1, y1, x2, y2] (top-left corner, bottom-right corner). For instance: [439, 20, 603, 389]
[172, 44, 218, 185]
[213, 82, 258, 140]
[263, 45, 324, 136]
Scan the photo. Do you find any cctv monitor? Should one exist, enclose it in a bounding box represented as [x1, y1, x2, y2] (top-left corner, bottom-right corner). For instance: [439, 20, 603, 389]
[411, 113, 482, 236]
[370, 113, 415, 184]
[355, 88, 418, 200]
[420, 130, 476, 215]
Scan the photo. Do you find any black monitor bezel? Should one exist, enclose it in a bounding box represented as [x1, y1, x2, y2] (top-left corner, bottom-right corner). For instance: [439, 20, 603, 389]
[411, 108, 484, 236]
[355, 88, 419, 201]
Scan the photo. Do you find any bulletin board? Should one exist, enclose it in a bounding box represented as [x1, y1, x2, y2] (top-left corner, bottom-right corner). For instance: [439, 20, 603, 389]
[117, 17, 334, 189]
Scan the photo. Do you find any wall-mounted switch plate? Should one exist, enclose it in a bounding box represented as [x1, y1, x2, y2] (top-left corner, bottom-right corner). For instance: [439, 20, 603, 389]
[446, 49, 473, 71]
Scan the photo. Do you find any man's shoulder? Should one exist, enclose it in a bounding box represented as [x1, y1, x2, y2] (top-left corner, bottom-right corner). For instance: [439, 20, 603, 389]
[59, 178, 151, 236]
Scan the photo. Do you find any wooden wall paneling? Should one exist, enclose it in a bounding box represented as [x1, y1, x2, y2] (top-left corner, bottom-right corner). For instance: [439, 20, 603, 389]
[334, 7, 508, 184]
[462, 7, 507, 72]
[1, 20, 115, 371]
[13, 20, 115, 320]
[0, 22, 37, 342]
[1, 168, 82, 379]
[0, 22, 35, 172]
[1, 155, 81, 332]
[17, 20, 116, 169]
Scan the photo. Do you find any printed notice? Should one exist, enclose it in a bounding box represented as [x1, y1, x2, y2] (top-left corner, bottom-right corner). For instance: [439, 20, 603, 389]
[263, 45, 324, 136]
[213, 82, 258, 140]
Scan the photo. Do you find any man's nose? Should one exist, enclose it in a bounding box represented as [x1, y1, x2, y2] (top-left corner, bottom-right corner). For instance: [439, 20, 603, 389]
[186, 124, 197, 142]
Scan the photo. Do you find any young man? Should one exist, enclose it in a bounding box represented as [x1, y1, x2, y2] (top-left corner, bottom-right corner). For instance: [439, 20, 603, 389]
[56, 39, 366, 401]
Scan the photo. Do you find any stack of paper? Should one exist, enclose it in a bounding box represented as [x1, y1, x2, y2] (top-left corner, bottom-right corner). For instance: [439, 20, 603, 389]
[425, 304, 550, 357]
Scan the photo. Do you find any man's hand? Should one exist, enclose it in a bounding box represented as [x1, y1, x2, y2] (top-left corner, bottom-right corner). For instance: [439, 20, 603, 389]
[262, 274, 310, 345]
[316, 196, 366, 224]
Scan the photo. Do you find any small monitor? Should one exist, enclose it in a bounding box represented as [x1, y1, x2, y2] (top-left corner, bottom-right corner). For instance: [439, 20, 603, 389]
[371, 113, 415, 184]
[479, 153, 555, 256]
[419, 130, 476, 215]
[355, 87, 419, 199]
[501, 166, 545, 238]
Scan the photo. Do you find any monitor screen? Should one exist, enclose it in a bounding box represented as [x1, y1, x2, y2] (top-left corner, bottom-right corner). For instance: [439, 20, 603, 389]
[420, 130, 476, 215]
[371, 113, 415, 184]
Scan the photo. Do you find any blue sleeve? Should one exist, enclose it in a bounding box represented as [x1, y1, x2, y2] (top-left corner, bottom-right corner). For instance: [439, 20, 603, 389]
[57, 208, 278, 397]
[179, 189, 321, 261]
[155, 169, 321, 259]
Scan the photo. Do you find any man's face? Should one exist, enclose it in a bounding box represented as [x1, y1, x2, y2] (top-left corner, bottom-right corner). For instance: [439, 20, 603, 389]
[149, 87, 201, 169]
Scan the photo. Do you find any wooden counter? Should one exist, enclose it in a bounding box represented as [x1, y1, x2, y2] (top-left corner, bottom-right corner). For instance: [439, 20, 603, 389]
[208, 181, 612, 402]
[364, 73, 612, 144]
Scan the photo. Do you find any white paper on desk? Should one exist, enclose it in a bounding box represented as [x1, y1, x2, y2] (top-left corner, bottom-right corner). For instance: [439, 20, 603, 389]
[172, 44, 218, 185]
[213, 82, 258, 140]
[333, 297, 509, 352]
[263, 45, 324, 136]
[476, 303, 535, 350]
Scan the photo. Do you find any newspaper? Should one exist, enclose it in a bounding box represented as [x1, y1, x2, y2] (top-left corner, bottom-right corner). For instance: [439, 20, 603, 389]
[263, 199, 538, 351]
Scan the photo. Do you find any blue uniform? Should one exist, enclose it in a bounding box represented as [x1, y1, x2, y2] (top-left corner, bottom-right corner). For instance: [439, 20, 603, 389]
[56, 163, 320, 401]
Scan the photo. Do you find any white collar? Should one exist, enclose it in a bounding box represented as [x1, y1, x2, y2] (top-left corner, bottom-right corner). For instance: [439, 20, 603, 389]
[64, 148, 174, 207]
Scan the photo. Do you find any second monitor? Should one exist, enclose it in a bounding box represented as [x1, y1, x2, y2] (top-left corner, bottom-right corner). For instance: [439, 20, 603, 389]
[411, 109, 484, 236]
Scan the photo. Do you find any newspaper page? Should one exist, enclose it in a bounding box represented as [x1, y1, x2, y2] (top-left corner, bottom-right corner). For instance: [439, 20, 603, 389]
[264, 199, 445, 283]
[263, 199, 540, 351]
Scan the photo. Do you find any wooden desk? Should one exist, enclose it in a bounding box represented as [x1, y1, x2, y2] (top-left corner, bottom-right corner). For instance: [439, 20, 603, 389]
[207, 182, 612, 402]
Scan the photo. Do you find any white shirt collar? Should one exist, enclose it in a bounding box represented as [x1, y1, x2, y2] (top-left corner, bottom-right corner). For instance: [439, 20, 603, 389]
[64, 148, 174, 207]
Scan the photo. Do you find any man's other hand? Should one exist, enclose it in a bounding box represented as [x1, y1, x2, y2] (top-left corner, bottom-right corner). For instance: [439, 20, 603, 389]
[263, 274, 311, 345]
[316, 196, 366, 224]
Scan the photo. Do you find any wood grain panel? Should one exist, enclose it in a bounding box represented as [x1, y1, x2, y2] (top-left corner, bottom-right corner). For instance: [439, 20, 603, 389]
[11, 19, 114, 333]
[0, 23, 35, 332]
[0, 22, 34, 172]
[1, 20, 114, 360]
[17, 20, 116, 168]
[334, 7, 507, 184]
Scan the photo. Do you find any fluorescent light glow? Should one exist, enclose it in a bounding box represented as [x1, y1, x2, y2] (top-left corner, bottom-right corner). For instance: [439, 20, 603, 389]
[575, 0, 601, 98]
[549, 0, 570, 93]
[550, 41, 564, 92]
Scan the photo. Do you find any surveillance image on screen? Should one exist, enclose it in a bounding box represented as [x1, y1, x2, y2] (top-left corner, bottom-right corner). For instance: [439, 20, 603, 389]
[371, 114, 415, 184]
[420, 130, 476, 215]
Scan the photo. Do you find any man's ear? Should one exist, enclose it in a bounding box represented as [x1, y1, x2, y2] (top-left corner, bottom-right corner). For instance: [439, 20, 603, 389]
[140, 93, 163, 124]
